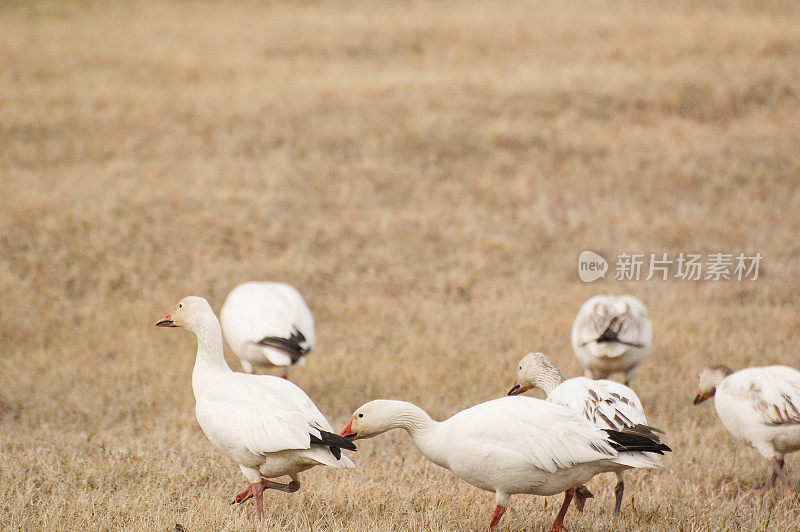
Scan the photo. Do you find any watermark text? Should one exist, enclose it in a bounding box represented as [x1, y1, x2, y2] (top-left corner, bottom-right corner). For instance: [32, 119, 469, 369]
[578, 251, 762, 282]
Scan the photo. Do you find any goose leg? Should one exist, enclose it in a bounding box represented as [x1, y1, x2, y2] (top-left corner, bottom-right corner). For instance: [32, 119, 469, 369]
[253, 481, 265, 522]
[767, 458, 781, 488]
[266, 477, 301, 493]
[549, 488, 574, 532]
[233, 478, 302, 505]
[233, 483, 255, 504]
[488, 493, 510, 531]
[771, 456, 796, 495]
[487, 505, 506, 531]
[613, 472, 625, 515]
[574, 486, 594, 512]
[232, 482, 268, 521]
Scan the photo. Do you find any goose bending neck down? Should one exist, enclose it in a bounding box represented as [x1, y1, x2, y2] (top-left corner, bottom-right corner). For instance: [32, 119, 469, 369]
[156, 296, 355, 523]
[341, 401, 445, 462]
[342, 400, 434, 435]
[508, 352, 657, 515]
[340, 397, 669, 531]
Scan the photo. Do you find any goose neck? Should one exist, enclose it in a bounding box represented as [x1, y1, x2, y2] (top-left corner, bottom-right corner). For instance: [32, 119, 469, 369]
[389, 403, 451, 468]
[191, 317, 230, 373]
[539, 367, 566, 395]
[391, 403, 436, 437]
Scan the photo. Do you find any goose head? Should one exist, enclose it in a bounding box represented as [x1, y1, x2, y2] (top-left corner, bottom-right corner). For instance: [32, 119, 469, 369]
[156, 296, 214, 333]
[508, 352, 566, 396]
[340, 400, 416, 440]
[693, 365, 734, 404]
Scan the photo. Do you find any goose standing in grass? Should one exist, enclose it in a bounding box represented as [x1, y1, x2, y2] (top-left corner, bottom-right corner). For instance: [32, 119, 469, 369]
[508, 352, 660, 514]
[156, 296, 354, 522]
[220, 282, 315, 378]
[694, 365, 800, 493]
[339, 396, 670, 531]
[571, 295, 652, 385]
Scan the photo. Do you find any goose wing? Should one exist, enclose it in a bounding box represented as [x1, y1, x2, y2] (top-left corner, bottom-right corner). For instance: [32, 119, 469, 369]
[196, 375, 353, 458]
[550, 377, 648, 430]
[736, 366, 800, 426]
[454, 397, 619, 474]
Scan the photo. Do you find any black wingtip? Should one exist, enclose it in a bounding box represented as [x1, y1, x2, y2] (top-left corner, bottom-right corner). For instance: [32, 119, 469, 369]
[604, 425, 672, 455]
[596, 327, 619, 344]
[309, 429, 357, 460]
[257, 327, 310, 364]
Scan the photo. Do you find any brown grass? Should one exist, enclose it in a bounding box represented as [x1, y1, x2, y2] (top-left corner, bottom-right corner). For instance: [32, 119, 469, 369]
[1, 0, 800, 530]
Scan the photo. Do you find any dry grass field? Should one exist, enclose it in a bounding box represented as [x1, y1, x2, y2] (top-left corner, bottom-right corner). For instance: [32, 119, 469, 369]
[2, 0, 800, 530]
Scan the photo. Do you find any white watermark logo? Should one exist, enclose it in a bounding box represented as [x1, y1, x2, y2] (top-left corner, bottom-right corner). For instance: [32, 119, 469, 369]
[578, 252, 763, 282]
[578, 250, 608, 282]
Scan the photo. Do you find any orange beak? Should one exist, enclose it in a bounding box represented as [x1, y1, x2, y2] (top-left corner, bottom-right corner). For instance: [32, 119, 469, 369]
[693, 392, 711, 405]
[156, 314, 176, 327]
[339, 419, 358, 440]
[508, 379, 522, 396]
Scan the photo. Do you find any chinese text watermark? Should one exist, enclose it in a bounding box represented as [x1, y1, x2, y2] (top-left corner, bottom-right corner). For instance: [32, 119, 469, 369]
[578, 251, 762, 283]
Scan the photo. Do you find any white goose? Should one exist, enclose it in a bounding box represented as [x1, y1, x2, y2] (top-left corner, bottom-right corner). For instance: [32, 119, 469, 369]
[571, 295, 652, 385]
[220, 282, 315, 378]
[508, 352, 658, 514]
[156, 296, 354, 521]
[340, 396, 669, 531]
[694, 365, 800, 493]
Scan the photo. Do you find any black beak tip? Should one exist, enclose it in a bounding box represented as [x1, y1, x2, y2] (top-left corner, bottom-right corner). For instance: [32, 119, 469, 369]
[692, 395, 702, 405]
[508, 385, 521, 396]
[156, 319, 175, 327]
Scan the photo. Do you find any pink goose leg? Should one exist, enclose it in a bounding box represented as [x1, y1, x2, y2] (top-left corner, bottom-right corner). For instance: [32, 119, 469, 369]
[487, 505, 506, 531]
[232, 478, 301, 521]
[549, 488, 575, 532]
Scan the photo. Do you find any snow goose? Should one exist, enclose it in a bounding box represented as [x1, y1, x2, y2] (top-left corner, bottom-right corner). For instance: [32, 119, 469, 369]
[694, 365, 800, 493]
[339, 396, 670, 531]
[508, 352, 659, 514]
[156, 296, 355, 521]
[571, 295, 652, 385]
[220, 282, 315, 378]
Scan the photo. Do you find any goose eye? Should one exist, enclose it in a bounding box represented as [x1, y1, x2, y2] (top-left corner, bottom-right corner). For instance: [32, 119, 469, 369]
[358, 413, 363, 418]
[179, 303, 183, 308]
